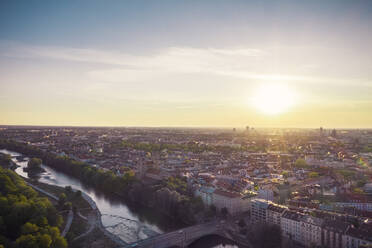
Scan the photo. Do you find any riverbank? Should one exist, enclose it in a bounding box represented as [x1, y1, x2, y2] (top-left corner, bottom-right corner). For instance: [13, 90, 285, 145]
[0, 148, 169, 243]
[25, 177, 120, 248]
[0, 140, 205, 227]
[0, 151, 121, 248]
[1, 149, 250, 248]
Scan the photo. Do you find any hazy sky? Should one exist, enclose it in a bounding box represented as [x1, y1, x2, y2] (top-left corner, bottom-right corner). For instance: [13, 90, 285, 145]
[1, 0, 372, 128]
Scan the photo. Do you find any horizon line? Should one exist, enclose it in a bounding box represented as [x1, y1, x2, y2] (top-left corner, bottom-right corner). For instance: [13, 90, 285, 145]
[1, 124, 371, 130]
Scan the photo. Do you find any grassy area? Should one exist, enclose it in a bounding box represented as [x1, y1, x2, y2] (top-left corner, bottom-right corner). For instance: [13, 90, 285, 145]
[24, 179, 114, 248]
[26, 178, 64, 195]
[60, 211, 70, 233]
[69, 227, 118, 248]
[16, 175, 118, 248]
[65, 215, 88, 243]
[26, 179, 90, 209]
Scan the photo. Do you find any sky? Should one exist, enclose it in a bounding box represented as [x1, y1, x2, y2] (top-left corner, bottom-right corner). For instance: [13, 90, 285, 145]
[0, 0, 372, 128]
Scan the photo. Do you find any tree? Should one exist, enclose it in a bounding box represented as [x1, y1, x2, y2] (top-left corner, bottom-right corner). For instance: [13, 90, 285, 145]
[0, 154, 11, 167]
[0, 168, 65, 247]
[294, 158, 308, 169]
[210, 204, 217, 214]
[21, 222, 39, 235]
[16, 234, 38, 248]
[53, 236, 68, 248]
[63, 202, 72, 211]
[356, 179, 367, 187]
[281, 171, 289, 178]
[353, 187, 364, 194]
[309, 172, 319, 178]
[221, 207, 228, 218]
[75, 190, 82, 198]
[39, 234, 52, 248]
[250, 224, 282, 248]
[58, 193, 67, 208]
[238, 219, 246, 227]
[27, 158, 43, 171]
[64, 186, 72, 193]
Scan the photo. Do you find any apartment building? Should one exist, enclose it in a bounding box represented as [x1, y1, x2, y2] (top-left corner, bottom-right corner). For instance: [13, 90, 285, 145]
[300, 215, 323, 247]
[251, 198, 271, 223]
[281, 210, 304, 244]
[322, 219, 350, 248]
[213, 189, 251, 215]
[196, 186, 252, 215]
[343, 223, 372, 248]
[267, 203, 287, 226]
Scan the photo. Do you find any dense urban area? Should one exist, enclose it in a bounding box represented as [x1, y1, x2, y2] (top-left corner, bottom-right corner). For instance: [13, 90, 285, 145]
[1, 126, 372, 248]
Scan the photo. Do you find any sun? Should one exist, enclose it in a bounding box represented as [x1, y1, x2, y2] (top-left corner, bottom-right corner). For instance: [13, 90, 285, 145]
[251, 83, 296, 115]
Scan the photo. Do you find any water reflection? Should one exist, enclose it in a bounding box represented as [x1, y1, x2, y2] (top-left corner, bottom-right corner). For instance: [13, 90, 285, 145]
[188, 234, 240, 248]
[0, 149, 167, 244]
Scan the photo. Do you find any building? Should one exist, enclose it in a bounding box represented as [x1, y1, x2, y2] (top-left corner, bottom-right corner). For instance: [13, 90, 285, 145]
[251, 198, 271, 223]
[281, 210, 304, 244]
[196, 186, 252, 215]
[195, 186, 215, 206]
[300, 215, 323, 247]
[266, 203, 287, 226]
[335, 201, 372, 212]
[343, 223, 372, 248]
[364, 183, 372, 194]
[322, 219, 350, 248]
[212, 189, 251, 215]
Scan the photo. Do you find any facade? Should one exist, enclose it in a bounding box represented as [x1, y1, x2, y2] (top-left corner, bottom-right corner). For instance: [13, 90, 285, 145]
[196, 186, 251, 215]
[300, 215, 323, 247]
[266, 203, 287, 226]
[281, 210, 304, 244]
[257, 188, 274, 201]
[322, 219, 350, 248]
[335, 201, 372, 212]
[343, 223, 372, 248]
[249, 199, 372, 248]
[212, 189, 250, 215]
[251, 198, 271, 223]
[195, 186, 215, 206]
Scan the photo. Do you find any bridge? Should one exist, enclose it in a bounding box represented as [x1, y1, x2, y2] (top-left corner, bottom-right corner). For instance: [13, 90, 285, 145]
[123, 220, 240, 248]
[26, 181, 251, 248]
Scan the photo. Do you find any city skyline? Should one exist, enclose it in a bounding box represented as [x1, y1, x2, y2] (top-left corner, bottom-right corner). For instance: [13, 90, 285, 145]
[1, 0, 372, 128]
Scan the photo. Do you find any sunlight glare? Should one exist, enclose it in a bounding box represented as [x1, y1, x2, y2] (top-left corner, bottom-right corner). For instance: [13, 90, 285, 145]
[251, 83, 296, 115]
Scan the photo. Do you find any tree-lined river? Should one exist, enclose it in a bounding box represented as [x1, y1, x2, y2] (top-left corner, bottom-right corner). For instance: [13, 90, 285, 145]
[0, 149, 164, 244]
[1, 149, 239, 248]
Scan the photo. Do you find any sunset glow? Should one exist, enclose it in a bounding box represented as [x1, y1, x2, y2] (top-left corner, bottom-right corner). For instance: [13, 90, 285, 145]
[0, 1, 371, 128]
[252, 84, 296, 115]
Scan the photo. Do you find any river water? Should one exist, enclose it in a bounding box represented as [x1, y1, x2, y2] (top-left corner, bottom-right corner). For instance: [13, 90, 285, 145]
[188, 235, 239, 248]
[1, 149, 240, 247]
[0, 149, 164, 244]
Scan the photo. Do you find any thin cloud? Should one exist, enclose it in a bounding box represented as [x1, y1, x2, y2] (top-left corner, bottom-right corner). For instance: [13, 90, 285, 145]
[0, 41, 369, 87]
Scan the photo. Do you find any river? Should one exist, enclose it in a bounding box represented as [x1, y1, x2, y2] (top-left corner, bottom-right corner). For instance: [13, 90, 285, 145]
[0, 149, 165, 244]
[1, 149, 241, 247]
[188, 235, 239, 248]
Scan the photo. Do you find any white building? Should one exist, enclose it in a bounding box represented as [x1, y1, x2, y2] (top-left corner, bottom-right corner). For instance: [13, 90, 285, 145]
[212, 189, 251, 215]
[257, 186, 274, 201]
[251, 198, 271, 223]
[281, 210, 304, 244]
[300, 215, 323, 247]
[343, 223, 372, 248]
[266, 203, 287, 226]
[195, 187, 252, 215]
[335, 201, 372, 212]
[322, 219, 350, 248]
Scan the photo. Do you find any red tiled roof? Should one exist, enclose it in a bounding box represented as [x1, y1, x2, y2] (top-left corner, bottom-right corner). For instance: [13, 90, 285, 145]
[214, 189, 241, 198]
